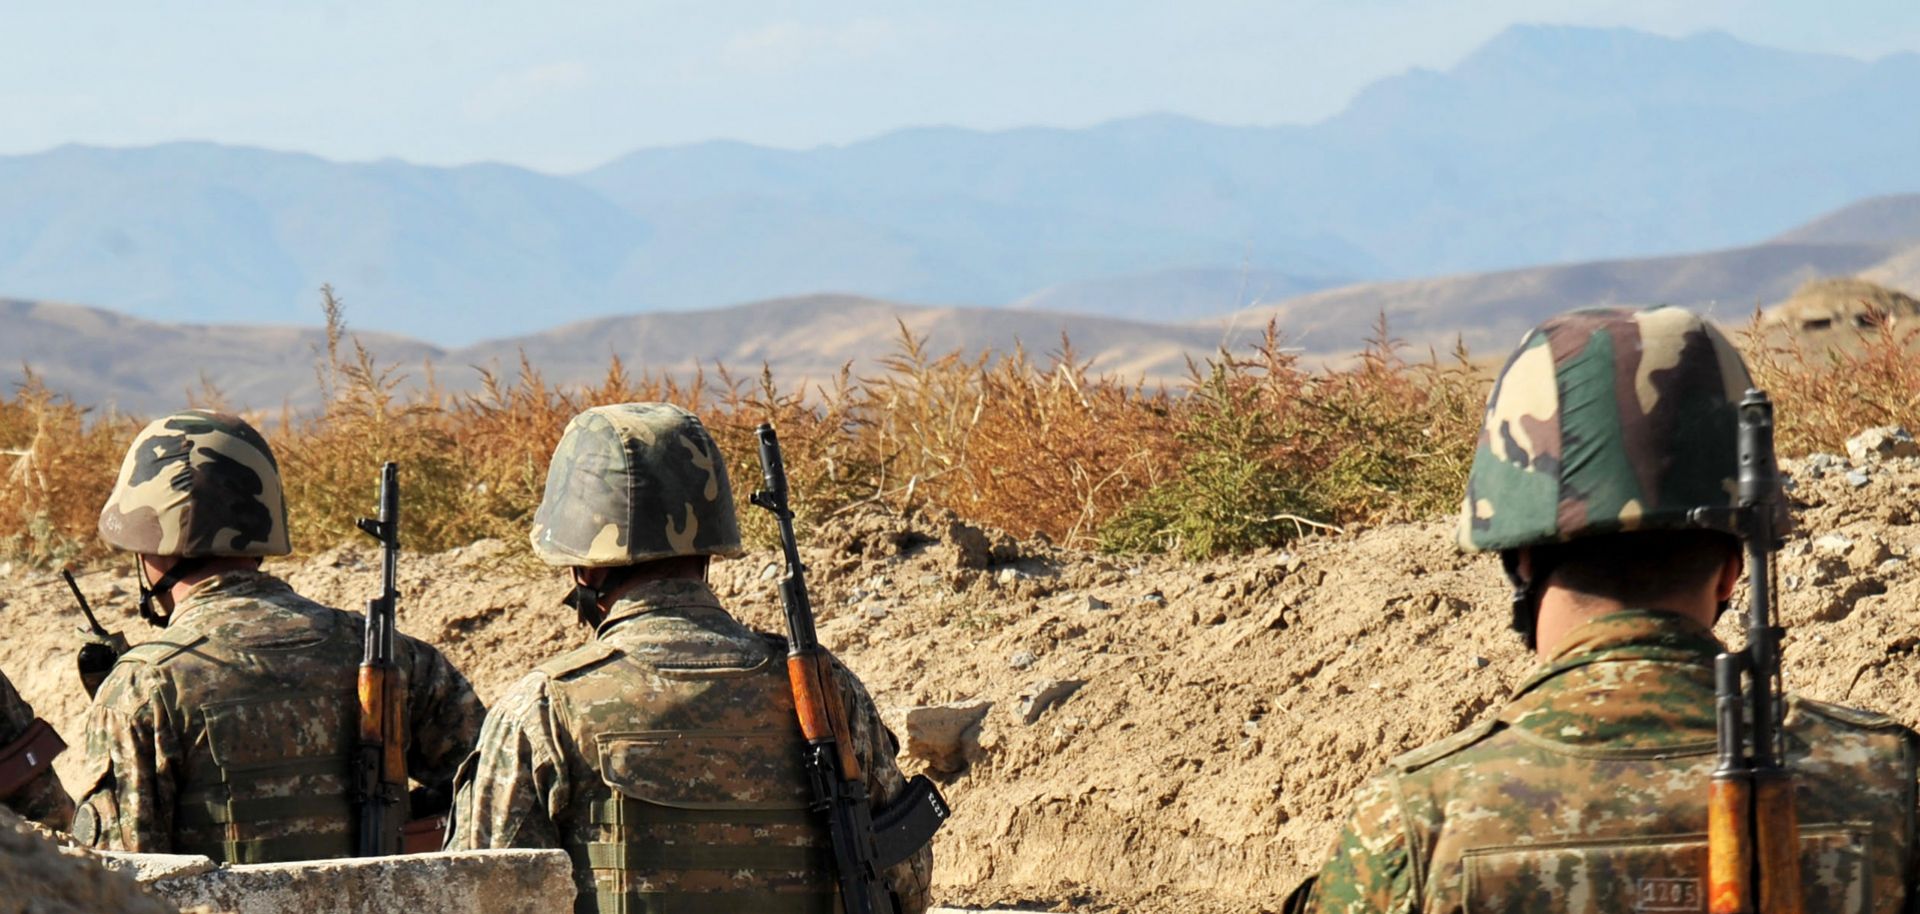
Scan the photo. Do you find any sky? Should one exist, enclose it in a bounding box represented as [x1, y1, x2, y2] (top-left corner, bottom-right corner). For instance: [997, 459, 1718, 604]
[3, 1, 1920, 173]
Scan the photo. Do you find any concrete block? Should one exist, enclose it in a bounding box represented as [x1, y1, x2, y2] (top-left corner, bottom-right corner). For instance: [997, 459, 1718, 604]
[136, 850, 574, 914]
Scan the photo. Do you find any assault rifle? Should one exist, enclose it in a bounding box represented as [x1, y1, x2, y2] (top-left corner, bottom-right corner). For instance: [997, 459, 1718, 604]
[64, 568, 128, 698]
[354, 461, 407, 856]
[1691, 390, 1803, 914]
[751, 424, 950, 914]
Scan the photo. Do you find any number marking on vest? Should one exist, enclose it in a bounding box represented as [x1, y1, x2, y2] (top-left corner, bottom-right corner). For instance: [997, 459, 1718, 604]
[1635, 878, 1702, 912]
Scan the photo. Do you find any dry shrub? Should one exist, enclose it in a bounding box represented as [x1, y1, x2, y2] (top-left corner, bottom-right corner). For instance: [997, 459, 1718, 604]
[1099, 320, 1486, 558]
[1, 293, 1493, 567]
[1746, 305, 1920, 456]
[0, 372, 131, 567]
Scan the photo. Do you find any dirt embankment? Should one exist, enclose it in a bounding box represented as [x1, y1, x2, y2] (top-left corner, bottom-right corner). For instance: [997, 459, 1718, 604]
[4, 449, 1919, 913]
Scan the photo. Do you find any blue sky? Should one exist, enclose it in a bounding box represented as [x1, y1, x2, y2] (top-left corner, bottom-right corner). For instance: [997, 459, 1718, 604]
[4, 1, 1919, 172]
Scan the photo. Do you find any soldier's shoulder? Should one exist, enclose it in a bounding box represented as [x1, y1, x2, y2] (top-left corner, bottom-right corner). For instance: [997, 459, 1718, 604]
[1385, 716, 1506, 775]
[535, 641, 625, 682]
[117, 633, 212, 668]
[1792, 695, 1919, 737]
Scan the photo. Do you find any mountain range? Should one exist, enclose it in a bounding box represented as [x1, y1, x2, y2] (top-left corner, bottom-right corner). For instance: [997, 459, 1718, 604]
[2, 25, 1920, 343]
[11, 193, 1920, 416]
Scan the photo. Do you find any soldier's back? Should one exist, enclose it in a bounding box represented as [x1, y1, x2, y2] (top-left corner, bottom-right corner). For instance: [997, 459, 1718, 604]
[539, 590, 833, 912]
[1315, 611, 1917, 914]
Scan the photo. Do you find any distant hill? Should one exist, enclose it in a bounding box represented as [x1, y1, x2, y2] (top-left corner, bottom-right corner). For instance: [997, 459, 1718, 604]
[2, 295, 1230, 415]
[3, 26, 1920, 341]
[1213, 241, 1911, 357]
[1010, 267, 1347, 322]
[1772, 194, 1920, 245]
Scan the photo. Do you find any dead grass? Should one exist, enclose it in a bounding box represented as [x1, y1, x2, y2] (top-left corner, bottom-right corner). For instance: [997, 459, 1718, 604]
[4, 293, 1494, 567]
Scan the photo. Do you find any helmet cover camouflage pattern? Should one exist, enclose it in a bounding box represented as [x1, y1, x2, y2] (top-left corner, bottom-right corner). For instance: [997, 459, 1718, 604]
[530, 403, 744, 567]
[98, 410, 291, 557]
[1459, 306, 1753, 552]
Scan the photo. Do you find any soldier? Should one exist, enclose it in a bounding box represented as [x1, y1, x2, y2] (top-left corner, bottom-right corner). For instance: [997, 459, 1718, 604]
[71, 410, 486, 861]
[448, 403, 933, 914]
[1303, 307, 1920, 913]
[0, 670, 73, 829]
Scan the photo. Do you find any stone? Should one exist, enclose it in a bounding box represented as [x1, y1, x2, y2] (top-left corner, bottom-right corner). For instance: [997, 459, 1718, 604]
[1846, 426, 1920, 465]
[1468, 655, 1490, 669]
[1847, 469, 1872, 488]
[1021, 679, 1087, 724]
[1812, 533, 1855, 555]
[1847, 537, 1894, 574]
[1131, 591, 1166, 607]
[138, 849, 575, 914]
[895, 700, 993, 773]
[1083, 595, 1112, 612]
[1009, 650, 1038, 670]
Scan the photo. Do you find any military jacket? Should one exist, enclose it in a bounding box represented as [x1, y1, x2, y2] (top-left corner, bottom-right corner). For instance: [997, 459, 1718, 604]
[73, 571, 485, 861]
[0, 671, 74, 829]
[1311, 610, 1919, 914]
[449, 578, 933, 914]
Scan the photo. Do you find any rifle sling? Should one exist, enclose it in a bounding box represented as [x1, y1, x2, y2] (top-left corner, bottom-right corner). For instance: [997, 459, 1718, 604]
[0, 719, 66, 800]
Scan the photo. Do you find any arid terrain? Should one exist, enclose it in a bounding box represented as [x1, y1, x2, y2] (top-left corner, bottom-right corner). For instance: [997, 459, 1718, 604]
[3, 440, 1917, 912]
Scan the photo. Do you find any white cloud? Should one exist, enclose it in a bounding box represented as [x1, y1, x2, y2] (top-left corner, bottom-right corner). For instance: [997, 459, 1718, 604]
[720, 18, 897, 73]
[461, 60, 593, 122]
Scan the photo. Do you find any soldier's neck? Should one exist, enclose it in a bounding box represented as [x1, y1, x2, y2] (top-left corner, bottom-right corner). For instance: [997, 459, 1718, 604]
[1533, 589, 1717, 660]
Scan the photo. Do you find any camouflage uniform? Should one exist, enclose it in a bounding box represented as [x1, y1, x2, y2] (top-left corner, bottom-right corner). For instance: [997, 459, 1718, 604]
[71, 410, 486, 861]
[0, 671, 74, 829]
[1307, 308, 1920, 912]
[1311, 610, 1918, 913]
[450, 403, 933, 914]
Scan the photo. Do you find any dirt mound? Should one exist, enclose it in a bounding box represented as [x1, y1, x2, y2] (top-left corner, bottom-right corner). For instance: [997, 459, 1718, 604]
[6, 455, 1920, 912]
[1766, 276, 1920, 336]
[0, 807, 177, 914]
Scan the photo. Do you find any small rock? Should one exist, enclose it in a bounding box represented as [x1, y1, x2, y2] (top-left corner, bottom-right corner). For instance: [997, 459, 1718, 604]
[1846, 426, 1920, 465]
[861, 605, 889, 621]
[1813, 533, 1855, 555]
[760, 562, 780, 580]
[1131, 591, 1167, 607]
[1803, 453, 1845, 478]
[1847, 538, 1893, 573]
[1468, 655, 1490, 669]
[1009, 650, 1038, 670]
[1846, 469, 1872, 488]
[1020, 679, 1087, 724]
[895, 700, 992, 773]
[1083, 595, 1112, 612]
[1879, 557, 1907, 575]
[995, 567, 1027, 586]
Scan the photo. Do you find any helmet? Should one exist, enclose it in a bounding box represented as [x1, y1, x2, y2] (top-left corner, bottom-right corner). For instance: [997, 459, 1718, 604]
[1458, 306, 1752, 552]
[98, 410, 291, 557]
[530, 403, 743, 567]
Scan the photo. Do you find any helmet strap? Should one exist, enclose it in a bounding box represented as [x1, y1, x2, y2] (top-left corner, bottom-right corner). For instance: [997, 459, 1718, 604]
[137, 557, 208, 628]
[567, 567, 634, 630]
[1501, 549, 1555, 652]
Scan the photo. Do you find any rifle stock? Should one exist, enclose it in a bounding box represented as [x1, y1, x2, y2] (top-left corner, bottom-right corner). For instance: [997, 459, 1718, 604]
[752, 423, 948, 914]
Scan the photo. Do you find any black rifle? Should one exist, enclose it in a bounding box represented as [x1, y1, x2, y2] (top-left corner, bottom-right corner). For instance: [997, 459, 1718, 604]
[1693, 390, 1803, 914]
[751, 424, 950, 914]
[64, 568, 129, 698]
[353, 462, 407, 856]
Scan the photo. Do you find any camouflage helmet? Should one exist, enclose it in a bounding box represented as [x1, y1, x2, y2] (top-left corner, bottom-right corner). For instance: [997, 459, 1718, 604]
[1459, 306, 1753, 552]
[530, 403, 744, 567]
[98, 410, 291, 557]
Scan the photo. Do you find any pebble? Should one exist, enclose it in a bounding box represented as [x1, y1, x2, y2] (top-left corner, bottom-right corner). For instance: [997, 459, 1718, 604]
[1813, 533, 1855, 555]
[1846, 469, 1872, 488]
[1009, 650, 1038, 670]
[1083, 595, 1112, 612]
[1131, 592, 1167, 607]
[1468, 655, 1490, 669]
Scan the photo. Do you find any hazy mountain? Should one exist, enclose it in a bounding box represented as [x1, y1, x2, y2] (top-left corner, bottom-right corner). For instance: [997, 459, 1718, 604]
[5, 26, 1920, 343]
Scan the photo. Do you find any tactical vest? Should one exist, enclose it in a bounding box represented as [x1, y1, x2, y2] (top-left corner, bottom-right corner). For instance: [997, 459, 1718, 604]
[1394, 697, 1918, 913]
[542, 620, 834, 914]
[127, 604, 383, 863]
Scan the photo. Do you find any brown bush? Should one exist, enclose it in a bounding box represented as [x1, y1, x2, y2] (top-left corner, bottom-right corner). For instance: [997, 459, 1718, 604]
[1, 294, 1494, 568]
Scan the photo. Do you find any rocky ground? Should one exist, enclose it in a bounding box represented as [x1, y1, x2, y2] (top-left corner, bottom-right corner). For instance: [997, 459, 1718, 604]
[4, 429, 1920, 913]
